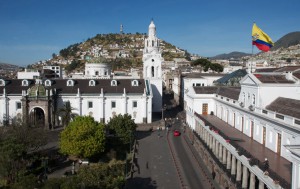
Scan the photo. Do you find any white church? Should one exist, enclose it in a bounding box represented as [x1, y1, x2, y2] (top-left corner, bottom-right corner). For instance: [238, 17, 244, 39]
[0, 20, 163, 128]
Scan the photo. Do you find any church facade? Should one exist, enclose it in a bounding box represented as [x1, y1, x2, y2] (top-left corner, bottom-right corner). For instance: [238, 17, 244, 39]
[0, 21, 165, 128]
[0, 78, 152, 128]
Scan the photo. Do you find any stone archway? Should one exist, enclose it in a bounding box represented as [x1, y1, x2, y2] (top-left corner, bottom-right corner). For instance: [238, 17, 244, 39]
[29, 107, 45, 127]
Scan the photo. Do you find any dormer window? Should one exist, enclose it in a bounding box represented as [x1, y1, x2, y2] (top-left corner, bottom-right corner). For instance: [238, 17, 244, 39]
[45, 79, 52, 86]
[89, 80, 96, 86]
[111, 80, 117, 86]
[132, 80, 139, 86]
[67, 79, 74, 86]
[0, 79, 5, 86]
[22, 80, 29, 86]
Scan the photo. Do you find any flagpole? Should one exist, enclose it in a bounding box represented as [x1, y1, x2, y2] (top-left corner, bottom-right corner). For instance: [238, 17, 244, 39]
[251, 44, 254, 73]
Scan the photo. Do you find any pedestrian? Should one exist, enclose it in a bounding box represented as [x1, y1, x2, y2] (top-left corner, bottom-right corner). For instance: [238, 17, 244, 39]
[212, 171, 216, 180]
[263, 158, 269, 171]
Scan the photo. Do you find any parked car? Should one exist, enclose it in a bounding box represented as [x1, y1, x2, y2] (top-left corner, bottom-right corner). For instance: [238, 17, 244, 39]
[79, 159, 89, 165]
[173, 130, 181, 136]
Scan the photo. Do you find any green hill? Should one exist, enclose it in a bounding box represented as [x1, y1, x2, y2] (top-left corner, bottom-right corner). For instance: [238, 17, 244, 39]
[272, 31, 300, 50]
[46, 33, 188, 72]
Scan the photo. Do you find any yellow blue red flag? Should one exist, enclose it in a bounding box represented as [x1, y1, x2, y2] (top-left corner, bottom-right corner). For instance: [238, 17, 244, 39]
[252, 23, 274, 52]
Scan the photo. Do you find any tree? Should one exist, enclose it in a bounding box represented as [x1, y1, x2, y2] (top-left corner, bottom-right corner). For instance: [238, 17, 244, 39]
[59, 116, 106, 159]
[106, 114, 137, 145]
[191, 58, 211, 67]
[77, 159, 125, 189]
[0, 124, 47, 185]
[58, 101, 76, 128]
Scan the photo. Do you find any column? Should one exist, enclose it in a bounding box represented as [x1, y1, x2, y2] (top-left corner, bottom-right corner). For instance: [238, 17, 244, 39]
[222, 147, 227, 164]
[231, 155, 236, 176]
[242, 165, 249, 188]
[227, 150, 231, 169]
[142, 93, 147, 123]
[123, 89, 127, 114]
[258, 180, 265, 189]
[249, 172, 256, 189]
[212, 137, 216, 152]
[219, 143, 223, 161]
[236, 160, 242, 181]
[215, 140, 218, 156]
[99, 89, 104, 123]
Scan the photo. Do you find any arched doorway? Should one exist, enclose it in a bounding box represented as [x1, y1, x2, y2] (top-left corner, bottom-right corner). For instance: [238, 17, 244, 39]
[30, 107, 45, 127]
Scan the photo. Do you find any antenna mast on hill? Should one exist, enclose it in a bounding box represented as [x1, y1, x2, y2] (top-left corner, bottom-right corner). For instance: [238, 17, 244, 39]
[120, 24, 124, 34]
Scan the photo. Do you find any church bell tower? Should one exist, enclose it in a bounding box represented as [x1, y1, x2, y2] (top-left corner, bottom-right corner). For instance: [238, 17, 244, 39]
[143, 20, 163, 113]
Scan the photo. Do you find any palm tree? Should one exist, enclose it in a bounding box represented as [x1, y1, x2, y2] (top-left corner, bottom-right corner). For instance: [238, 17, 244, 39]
[58, 101, 76, 128]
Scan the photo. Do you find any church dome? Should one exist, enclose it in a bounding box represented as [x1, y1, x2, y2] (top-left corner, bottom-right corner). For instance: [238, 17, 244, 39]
[149, 20, 155, 29]
[28, 85, 46, 97]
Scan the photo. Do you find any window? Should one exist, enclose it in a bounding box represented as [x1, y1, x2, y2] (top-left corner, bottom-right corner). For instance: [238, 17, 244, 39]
[89, 80, 96, 86]
[111, 80, 117, 86]
[132, 80, 139, 86]
[151, 66, 154, 77]
[16, 102, 21, 110]
[133, 101, 137, 108]
[0, 79, 4, 86]
[252, 94, 256, 105]
[88, 101, 93, 108]
[45, 80, 51, 86]
[111, 101, 116, 108]
[22, 80, 29, 86]
[67, 80, 74, 86]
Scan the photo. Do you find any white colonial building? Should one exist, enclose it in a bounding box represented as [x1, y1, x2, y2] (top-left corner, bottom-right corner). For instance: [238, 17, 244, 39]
[0, 78, 153, 128]
[185, 70, 300, 189]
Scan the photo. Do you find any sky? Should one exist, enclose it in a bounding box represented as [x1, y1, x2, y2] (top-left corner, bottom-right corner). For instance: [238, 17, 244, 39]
[0, 0, 300, 67]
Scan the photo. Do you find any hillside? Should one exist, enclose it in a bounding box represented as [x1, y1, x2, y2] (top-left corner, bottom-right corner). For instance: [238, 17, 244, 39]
[271, 31, 300, 50]
[210, 51, 251, 60]
[0, 62, 19, 70]
[38, 33, 189, 73]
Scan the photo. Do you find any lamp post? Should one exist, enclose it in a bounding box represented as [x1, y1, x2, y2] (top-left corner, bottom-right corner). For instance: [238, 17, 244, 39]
[162, 104, 166, 120]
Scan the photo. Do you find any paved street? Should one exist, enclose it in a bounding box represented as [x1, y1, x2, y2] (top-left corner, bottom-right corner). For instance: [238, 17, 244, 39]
[126, 130, 181, 189]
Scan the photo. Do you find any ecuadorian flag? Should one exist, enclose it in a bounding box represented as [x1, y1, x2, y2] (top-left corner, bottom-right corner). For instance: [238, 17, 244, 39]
[252, 23, 274, 52]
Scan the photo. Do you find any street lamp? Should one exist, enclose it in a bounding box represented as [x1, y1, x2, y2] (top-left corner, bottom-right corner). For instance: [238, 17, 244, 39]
[162, 104, 166, 120]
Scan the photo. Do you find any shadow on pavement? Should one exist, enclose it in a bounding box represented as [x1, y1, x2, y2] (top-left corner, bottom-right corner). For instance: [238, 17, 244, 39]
[126, 177, 157, 189]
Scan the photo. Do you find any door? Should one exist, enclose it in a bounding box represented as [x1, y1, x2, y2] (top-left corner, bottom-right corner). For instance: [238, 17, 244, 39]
[263, 127, 266, 146]
[233, 113, 236, 127]
[277, 133, 281, 155]
[202, 103, 208, 115]
[251, 121, 254, 139]
[241, 117, 244, 133]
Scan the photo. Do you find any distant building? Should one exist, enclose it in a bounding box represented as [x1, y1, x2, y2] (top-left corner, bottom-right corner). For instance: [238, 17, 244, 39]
[17, 69, 40, 79]
[43, 66, 62, 78]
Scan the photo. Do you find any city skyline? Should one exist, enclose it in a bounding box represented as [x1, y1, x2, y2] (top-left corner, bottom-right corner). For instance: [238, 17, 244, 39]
[1, 0, 300, 66]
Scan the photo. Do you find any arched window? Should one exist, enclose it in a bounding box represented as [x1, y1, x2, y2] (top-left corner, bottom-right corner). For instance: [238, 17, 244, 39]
[151, 66, 154, 77]
[0, 79, 5, 86]
[67, 80, 74, 86]
[45, 80, 52, 86]
[111, 80, 117, 86]
[89, 80, 96, 86]
[22, 80, 29, 86]
[132, 80, 139, 86]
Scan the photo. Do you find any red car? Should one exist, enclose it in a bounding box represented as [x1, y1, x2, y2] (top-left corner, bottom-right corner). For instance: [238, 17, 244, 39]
[173, 130, 181, 136]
